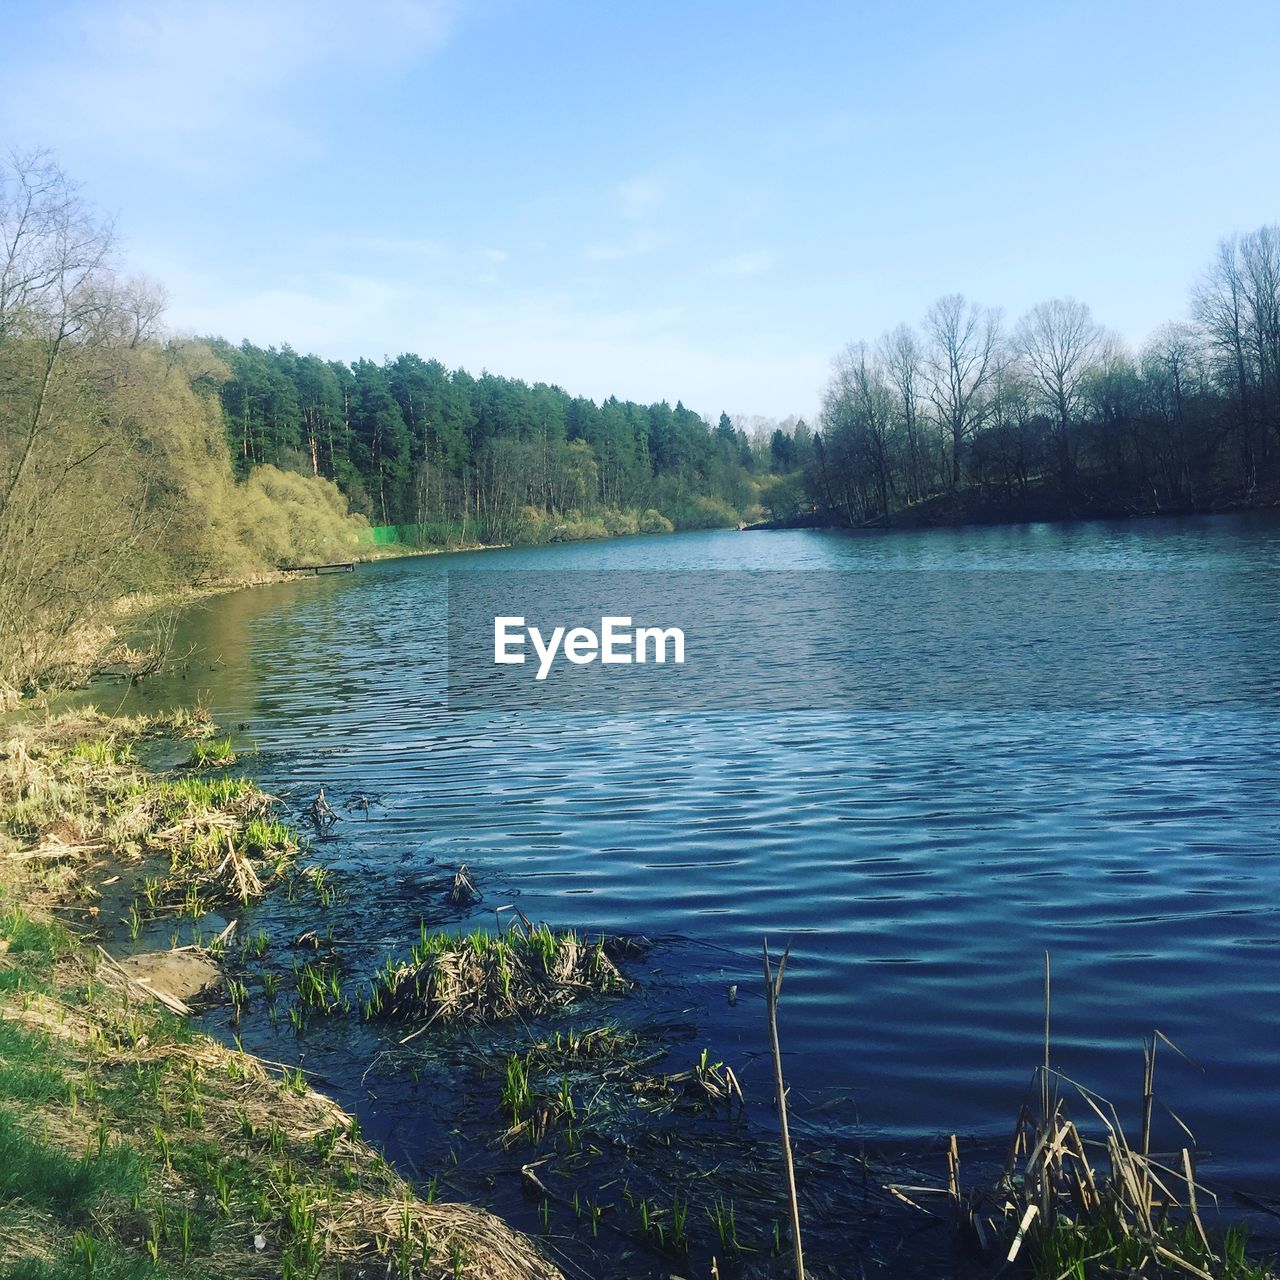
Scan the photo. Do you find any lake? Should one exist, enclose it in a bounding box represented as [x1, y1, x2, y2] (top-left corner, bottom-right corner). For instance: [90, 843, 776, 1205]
[111, 513, 1280, 1209]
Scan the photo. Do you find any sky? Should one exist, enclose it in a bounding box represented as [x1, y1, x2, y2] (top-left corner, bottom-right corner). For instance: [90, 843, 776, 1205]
[2, 0, 1278, 423]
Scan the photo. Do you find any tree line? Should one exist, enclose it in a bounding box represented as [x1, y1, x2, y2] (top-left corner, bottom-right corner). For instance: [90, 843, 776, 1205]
[0, 151, 374, 698]
[763, 226, 1280, 526]
[210, 342, 763, 543]
[0, 149, 762, 697]
[8, 144, 1276, 697]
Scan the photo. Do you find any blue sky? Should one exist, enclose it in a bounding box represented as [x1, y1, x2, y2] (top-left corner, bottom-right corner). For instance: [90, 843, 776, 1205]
[3, 0, 1277, 421]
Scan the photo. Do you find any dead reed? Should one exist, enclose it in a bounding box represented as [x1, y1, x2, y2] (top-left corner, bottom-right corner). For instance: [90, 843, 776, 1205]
[364, 917, 640, 1027]
[0, 707, 297, 914]
[892, 956, 1275, 1280]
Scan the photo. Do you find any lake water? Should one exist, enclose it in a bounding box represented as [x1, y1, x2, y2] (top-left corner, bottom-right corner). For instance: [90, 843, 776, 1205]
[113, 514, 1280, 1203]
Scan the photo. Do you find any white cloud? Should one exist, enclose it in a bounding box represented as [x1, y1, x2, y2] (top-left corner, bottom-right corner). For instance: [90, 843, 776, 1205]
[0, 0, 459, 171]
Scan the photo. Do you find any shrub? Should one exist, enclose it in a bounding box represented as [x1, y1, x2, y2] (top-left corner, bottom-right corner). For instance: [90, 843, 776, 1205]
[672, 495, 738, 530]
[638, 508, 674, 534]
[600, 508, 639, 537]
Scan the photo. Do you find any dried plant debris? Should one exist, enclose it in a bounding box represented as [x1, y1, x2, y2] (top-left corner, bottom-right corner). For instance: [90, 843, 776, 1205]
[449, 863, 480, 906]
[364, 921, 643, 1026]
[0, 943, 564, 1280]
[0, 709, 296, 914]
[891, 1042, 1278, 1279]
[308, 786, 340, 827]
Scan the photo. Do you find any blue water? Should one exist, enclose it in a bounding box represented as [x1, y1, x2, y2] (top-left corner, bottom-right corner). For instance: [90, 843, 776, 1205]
[117, 514, 1280, 1189]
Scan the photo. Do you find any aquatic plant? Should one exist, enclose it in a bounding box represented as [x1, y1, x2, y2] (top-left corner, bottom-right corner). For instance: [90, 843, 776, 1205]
[364, 919, 641, 1026]
[185, 736, 237, 769]
[903, 958, 1276, 1280]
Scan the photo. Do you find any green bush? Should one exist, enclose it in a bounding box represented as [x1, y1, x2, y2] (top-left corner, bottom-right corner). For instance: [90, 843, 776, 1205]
[512, 507, 551, 544]
[638, 508, 674, 534]
[234, 465, 369, 568]
[548, 514, 609, 542]
[600, 508, 639, 536]
[671, 495, 738, 530]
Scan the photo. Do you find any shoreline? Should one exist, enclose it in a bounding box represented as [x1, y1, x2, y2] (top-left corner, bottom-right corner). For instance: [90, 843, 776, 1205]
[0, 708, 565, 1280]
[2, 521, 714, 713]
[2, 708, 1276, 1279]
[743, 484, 1280, 534]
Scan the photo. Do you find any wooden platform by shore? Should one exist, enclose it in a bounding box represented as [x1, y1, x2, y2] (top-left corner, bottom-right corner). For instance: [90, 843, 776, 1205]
[283, 561, 356, 575]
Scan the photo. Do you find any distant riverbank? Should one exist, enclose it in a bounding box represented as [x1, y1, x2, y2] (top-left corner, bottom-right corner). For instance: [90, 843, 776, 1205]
[746, 476, 1280, 533]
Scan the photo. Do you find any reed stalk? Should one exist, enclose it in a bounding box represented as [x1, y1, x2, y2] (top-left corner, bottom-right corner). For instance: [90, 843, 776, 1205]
[763, 938, 805, 1280]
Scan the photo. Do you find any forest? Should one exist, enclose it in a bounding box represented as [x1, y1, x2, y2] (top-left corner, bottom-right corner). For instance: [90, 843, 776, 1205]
[5, 144, 1278, 698]
[0, 150, 756, 699]
[209, 341, 757, 544]
[760, 225, 1280, 527]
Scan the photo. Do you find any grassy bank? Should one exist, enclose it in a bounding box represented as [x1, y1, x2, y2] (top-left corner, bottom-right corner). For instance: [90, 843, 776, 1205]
[0, 709, 562, 1280]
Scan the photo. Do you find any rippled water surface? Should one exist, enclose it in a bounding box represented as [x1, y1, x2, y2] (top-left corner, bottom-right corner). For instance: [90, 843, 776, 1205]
[117, 515, 1280, 1188]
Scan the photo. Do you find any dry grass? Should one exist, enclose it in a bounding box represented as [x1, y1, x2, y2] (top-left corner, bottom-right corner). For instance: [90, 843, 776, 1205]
[943, 1055, 1274, 1279]
[0, 706, 562, 1279]
[888, 966, 1277, 1280]
[366, 919, 640, 1028]
[0, 955, 564, 1280]
[0, 706, 293, 916]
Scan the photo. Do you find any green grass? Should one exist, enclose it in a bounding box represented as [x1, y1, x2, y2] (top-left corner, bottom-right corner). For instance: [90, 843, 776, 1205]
[64, 738, 135, 768]
[500, 1054, 532, 1125]
[154, 776, 255, 817]
[0, 1236, 163, 1280]
[184, 738, 236, 770]
[1031, 1211, 1273, 1280]
[242, 818, 293, 854]
[0, 1107, 150, 1220]
[0, 906, 67, 956]
[0, 1020, 66, 1101]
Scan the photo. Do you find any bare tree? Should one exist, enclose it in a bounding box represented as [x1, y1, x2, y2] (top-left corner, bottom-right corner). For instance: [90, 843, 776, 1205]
[1016, 298, 1103, 488]
[1238, 227, 1280, 440]
[821, 342, 898, 520]
[879, 323, 926, 502]
[922, 294, 1003, 490]
[1192, 227, 1280, 488]
[0, 150, 114, 336]
[982, 359, 1037, 499]
[1, 149, 120, 522]
[0, 150, 169, 697]
[1138, 323, 1208, 503]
